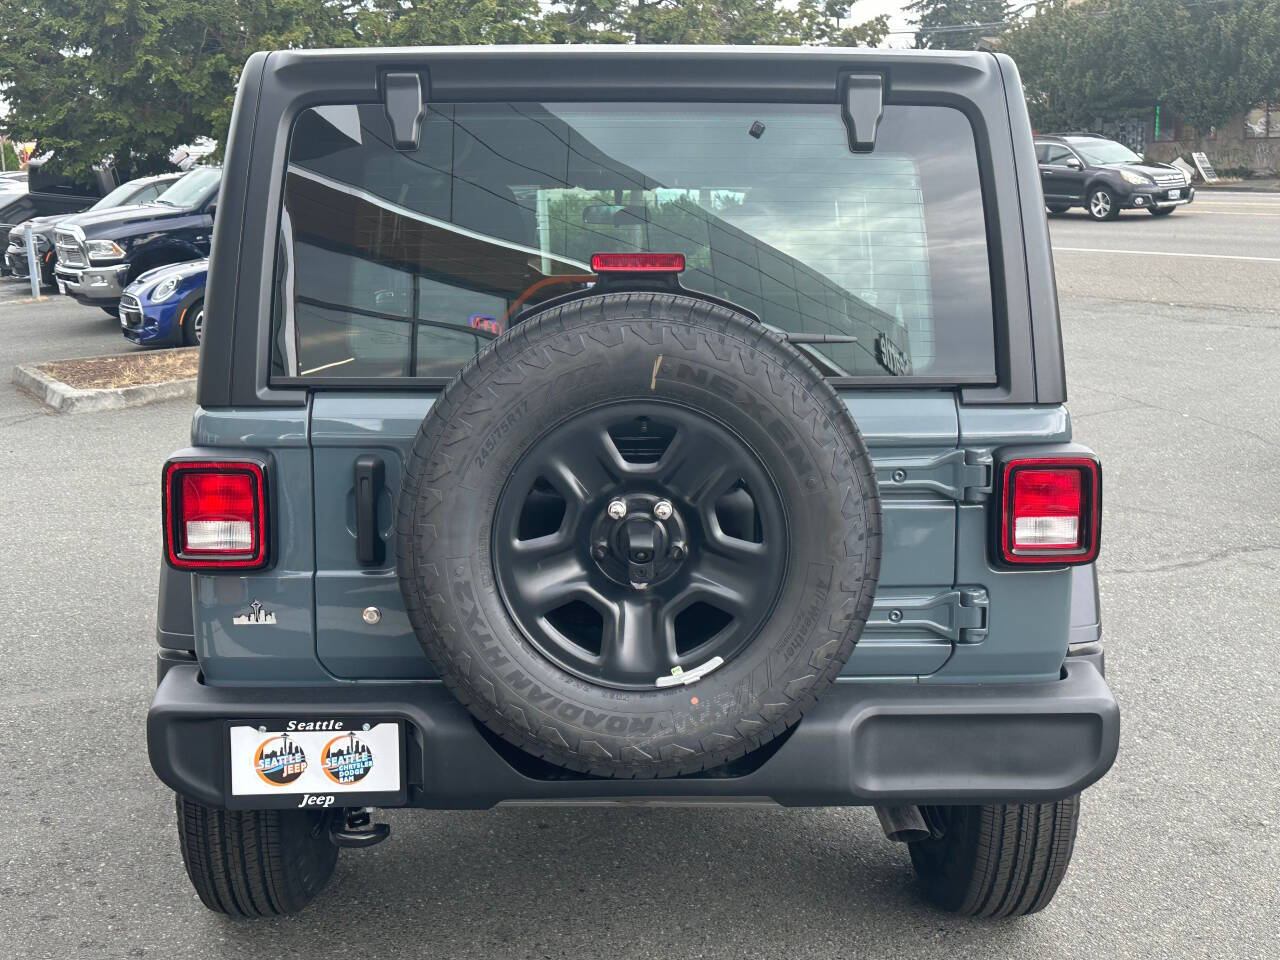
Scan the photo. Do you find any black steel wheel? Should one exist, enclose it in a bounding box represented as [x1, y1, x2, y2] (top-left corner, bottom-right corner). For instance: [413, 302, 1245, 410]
[492, 400, 787, 690]
[397, 291, 881, 777]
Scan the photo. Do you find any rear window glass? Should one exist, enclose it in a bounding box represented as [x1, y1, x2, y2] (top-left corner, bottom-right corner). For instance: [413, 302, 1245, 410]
[28, 161, 103, 199]
[272, 101, 995, 381]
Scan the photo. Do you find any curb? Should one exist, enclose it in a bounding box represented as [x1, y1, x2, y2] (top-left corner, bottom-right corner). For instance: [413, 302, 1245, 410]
[13, 362, 196, 414]
[1198, 182, 1280, 194]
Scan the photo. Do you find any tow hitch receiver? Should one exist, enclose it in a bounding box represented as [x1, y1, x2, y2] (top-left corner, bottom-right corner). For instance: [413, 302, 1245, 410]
[329, 808, 391, 849]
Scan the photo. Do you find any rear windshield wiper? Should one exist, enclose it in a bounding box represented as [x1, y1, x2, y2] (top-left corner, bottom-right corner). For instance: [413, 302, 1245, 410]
[765, 328, 856, 377]
[777, 333, 857, 345]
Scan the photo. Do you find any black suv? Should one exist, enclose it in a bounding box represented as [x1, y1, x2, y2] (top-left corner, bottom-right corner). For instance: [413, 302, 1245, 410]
[1036, 133, 1193, 220]
[53, 166, 219, 313]
[148, 47, 1117, 922]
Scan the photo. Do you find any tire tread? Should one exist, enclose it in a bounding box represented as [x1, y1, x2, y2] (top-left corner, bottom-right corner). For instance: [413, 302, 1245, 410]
[909, 796, 1081, 917]
[174, 795, 337, 917]
[397, 292, 881, 778]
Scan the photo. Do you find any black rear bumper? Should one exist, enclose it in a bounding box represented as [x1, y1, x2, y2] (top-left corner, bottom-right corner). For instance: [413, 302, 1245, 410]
[149, 660, 1118, 809]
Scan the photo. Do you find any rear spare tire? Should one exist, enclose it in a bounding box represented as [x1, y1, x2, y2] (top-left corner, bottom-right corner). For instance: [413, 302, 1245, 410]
[397, 292, 881, 777]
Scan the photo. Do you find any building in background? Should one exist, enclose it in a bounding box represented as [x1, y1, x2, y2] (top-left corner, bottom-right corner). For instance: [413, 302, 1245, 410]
[1086, 102, 1280, 178]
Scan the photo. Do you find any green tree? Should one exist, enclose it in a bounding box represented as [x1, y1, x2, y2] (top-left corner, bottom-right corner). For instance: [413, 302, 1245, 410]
[356, 0, 551, 46]
[0, 0, 890, 175]
[1, 138, 22, 171]
[0, 0, 357, 178]
[541, 1, 888, 46]
[904, 0, 1010, 49]
[1003, 0, 1280, 136]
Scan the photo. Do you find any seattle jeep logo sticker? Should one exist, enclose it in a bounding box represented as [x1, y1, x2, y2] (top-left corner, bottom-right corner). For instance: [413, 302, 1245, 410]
[254, 734, 308, 785]
[322, 732, 375, 785]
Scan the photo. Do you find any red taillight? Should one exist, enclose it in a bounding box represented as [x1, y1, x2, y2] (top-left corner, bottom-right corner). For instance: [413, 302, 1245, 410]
[164, 461, 267, 570]
[590, 252, 686, 273]
[1000, 457, 1100, 565]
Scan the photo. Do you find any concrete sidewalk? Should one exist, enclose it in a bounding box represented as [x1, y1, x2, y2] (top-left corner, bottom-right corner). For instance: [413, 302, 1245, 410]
[1199, 177, 1280, 192]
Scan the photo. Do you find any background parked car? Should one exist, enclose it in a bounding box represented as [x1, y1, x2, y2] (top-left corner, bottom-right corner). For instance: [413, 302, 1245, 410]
[1035, 133, 1194, 220]
[53, 165, 219, 314]
[0, 156, 125, 239]
[119, 258, 207, 347]
[4, 172, 181, 288]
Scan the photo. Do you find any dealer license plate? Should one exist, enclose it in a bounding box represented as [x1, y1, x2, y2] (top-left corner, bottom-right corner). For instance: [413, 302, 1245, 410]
[1168, 189, 1181, 199]
[56, 279, 66, 295]
[227, 719, 404, 809]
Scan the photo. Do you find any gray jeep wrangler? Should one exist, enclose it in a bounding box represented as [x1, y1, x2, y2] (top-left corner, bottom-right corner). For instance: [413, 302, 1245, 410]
[148, 46, 1118, 919]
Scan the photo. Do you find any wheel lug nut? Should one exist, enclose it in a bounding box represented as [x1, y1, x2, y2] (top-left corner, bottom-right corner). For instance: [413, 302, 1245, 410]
[607, 499, 627, 519]
[653, 499, 673, 520]
[670, 544, 685, 561]
[592, 542, 608, 559]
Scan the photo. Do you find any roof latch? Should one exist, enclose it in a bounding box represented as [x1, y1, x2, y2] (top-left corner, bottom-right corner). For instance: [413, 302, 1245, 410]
[383, 72, 428, 151]
[841, 73, 884, 153]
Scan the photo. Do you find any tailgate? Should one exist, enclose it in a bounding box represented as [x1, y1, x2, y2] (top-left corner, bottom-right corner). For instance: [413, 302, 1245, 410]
[310, 390, 965, 680]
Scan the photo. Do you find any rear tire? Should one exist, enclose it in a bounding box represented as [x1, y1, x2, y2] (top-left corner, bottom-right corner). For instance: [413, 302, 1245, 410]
[1046, 205, 1070, 215]
[175, 794, 339, 917]
[101, 304, 119, 317]
[908, 796, 1081, 917]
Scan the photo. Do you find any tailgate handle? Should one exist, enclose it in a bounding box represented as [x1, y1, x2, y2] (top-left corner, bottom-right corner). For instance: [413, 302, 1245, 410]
[354, 455, 386, 567]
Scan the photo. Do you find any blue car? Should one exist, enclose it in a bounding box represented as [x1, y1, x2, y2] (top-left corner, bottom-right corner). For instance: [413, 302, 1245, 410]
[119, 258, 207, 346]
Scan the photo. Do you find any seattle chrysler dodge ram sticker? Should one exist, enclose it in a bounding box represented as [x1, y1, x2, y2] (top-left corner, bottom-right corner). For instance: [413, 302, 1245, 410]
[229, 722, 401, 797]
[322, 732, 375, 785]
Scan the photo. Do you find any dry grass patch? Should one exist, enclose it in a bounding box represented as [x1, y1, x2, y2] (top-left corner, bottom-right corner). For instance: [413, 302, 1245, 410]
[37, 348, 199, 390]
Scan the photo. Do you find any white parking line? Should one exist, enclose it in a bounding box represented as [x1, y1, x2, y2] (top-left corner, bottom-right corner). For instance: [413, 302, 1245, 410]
[1053, 246, 1280, 263]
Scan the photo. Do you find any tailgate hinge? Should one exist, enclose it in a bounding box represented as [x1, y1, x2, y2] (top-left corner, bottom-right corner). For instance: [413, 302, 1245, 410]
[876, 448, 993, 503]
[867, 587, 989, 645]
[960, 449, 993, 503]
[956, 586, 989, 644]
[840, 73, 884, 153]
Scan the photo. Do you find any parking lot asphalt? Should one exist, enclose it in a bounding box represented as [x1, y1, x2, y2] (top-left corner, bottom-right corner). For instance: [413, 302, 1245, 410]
[2, 194, 1278, 960]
